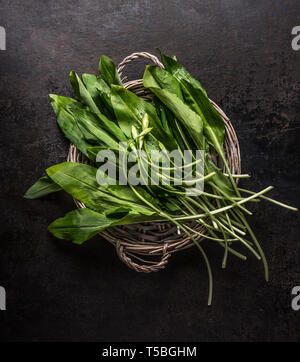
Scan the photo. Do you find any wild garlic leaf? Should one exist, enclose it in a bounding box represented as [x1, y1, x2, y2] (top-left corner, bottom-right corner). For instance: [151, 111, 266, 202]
[96, 78, 113, 108]
[160, 51, 225, 154]
[154, 97, 186, 151]
[69, 71, 102, 115]
[159, 52, 240, 195]
[154, 97, 173, 138]
[111, 85, 177, 151]
[46, 162, 155, 216]
[109, 209, 163, 226]
[206, 158, 236, 198]
[48, 207, 163, 244]
[24, 175, 61, 199]
[159, 50, 208, 96]
[81, 73, 103, 108]
[143, 65, 204, 150]
[81, 73, 114, 119]
[87, 145, 121, 163]
[67, 103, 121, 149]
[47, 208, 114, 244]
[49, 94, 93, 156]
[69, 74, 127, 143]
[99, 55, 122, 86]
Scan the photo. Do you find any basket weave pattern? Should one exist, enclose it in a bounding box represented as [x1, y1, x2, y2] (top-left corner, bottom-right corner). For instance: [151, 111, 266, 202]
[67, 52, 241, 273]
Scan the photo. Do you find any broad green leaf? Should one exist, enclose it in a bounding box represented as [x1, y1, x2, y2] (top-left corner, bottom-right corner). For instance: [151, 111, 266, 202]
[70, 72, 127, 142]
[154, 97, 186, 151]
[96, 78, 113, 107]
[71, 70, 114, 113]
[96, 78, 115, 116]
[48, 207, 163, 244]
[181, 78, 225, 155]
[67, 103, 121, 149]
[106, 184, 159, 208]
[83, 74, 115, 119]
[48, 208, 114, 244]
[143, 66, 204, 150]
[159, 50, 208, 96]
[160, 51, 225, 154]
[81, 73, 103, 108]
[111, 85, 177, 151]
[160, 52, 240, 195]
[206, 158, 235, 198]
[109, 209, 164, 225]
[46, 162, 155, 216]
[70, 71, 99, 115]
[154, 97, 173, 138]
[149, 65, 183, 99]
[82, 73, 113, 119]
[70, 70, 103, 115]
[49, 94, 93, 156]
[99, 55, 122, 86]
[86, 145, 123, 164]
[87, 145, 117, 163]
[24, 175, 61, 199]
[69, 70, 80, 99]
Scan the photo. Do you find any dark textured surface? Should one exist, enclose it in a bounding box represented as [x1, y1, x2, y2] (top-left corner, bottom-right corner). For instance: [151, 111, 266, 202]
[0, 0, 300, 342]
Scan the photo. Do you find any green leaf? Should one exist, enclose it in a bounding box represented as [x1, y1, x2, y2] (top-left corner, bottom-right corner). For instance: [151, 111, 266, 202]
[82, 73, 114, 119]
[159, 52, 240, 195]
[96, 78, 113, 107]
[87, 145, 121, 163]
[69, 72, 127, 143]
[109, 209, 164, 225]
[47, 208, 114, 244]
[111, 85, 177, 151]
[143, 65, 204, 150]
[154, 97, 173, 138]
[96, 78, 115, 117]
[181, 78, 225, 154]
[159, 50, 208, 96]
[72, 71, 114, 116]
[206, 158, 235, 198]
[69, 71, 101, 115]
[154, 97, 186, 151]
[81, 73, 103, 108]
[160, 51, 225, 154]
[49, 94, 93, 156]
[46, 162, 155, 216]
[69, 70, 81, 99]
[24, 176, 61, 199]
[99, 55, 122, 86]
[67, 103, 121, 149]
[48, 207, 163, 244]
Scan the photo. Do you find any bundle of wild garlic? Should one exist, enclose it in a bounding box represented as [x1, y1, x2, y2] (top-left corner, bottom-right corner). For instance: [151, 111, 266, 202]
[25, 51, 297, 304]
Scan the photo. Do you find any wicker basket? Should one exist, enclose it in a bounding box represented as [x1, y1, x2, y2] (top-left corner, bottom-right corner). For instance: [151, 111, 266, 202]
[67, 52, 241, 273]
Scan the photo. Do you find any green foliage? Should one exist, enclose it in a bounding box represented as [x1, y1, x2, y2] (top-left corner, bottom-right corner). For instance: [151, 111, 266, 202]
[25, 51, 297, 305]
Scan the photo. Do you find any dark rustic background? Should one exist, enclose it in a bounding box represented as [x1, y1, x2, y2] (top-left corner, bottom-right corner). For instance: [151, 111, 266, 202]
[0, 0, 299, 342]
